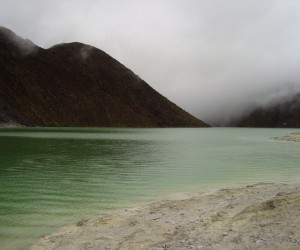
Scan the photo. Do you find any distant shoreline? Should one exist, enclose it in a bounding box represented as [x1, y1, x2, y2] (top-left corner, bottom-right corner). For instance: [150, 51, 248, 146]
[0, 122, 22, 128]
[31, 182, 300, 250]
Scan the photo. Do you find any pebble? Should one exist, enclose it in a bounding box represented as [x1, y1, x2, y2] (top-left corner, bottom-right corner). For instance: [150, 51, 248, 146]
[254, 237, 263, 244]
[161, 244, 170, 249]
[288, 238, 300, 244]
[222, 232, 228, 236]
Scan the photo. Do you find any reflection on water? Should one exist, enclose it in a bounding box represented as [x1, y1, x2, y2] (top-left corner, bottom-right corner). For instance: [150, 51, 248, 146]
[0, 127, 300, 249]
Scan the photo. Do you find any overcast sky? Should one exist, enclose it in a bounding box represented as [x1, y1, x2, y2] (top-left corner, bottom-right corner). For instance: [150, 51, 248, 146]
[1, 0, 300, 125]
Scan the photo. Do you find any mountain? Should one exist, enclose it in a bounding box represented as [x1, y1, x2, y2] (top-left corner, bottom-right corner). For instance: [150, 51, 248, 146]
[235, 93, 300, 128]
[0, 27, 208, 127]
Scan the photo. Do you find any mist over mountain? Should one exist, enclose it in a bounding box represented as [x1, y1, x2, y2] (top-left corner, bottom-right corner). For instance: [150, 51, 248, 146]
[234, 92, 300, 128]
[0, 27, 208, 127]
[211, 83, 300, 127]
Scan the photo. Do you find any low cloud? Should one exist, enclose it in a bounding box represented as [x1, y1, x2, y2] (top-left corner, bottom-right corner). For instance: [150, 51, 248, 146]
[205, 82, 300, 126]
[1, 1, 300, 125]
[79, 45, 93, 61]
[0, 26, 38, 55]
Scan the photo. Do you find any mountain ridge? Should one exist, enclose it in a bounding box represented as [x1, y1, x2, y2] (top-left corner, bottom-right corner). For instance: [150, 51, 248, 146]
[0, 27, 208, 127]
[234, 92, 300, 128]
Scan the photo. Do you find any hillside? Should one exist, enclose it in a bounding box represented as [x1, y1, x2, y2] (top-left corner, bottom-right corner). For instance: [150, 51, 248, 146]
[0, 27, 208, 127]
[235, 93, 300, 128]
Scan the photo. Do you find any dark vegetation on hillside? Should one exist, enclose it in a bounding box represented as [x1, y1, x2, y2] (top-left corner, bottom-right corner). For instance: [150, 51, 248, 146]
[235, 93, 300, 128]
[0, 27, 208, 127]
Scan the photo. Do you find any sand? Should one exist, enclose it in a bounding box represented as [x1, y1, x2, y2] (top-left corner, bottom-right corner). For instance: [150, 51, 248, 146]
[30, 182, 300, 250]
[274, 133, 300, 142]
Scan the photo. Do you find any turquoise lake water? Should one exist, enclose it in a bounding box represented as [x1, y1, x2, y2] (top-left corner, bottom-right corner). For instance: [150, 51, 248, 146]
[0, 127, 300, 249]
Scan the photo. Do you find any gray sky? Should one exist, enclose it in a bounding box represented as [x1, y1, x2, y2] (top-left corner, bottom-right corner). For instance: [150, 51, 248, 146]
[1, 0, 300, 125]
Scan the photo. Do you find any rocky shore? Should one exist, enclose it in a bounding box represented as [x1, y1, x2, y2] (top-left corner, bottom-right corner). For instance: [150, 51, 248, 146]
[274, 133, 300, 142]
[31, 183, 300, 250]
[0, 122, 22, 128]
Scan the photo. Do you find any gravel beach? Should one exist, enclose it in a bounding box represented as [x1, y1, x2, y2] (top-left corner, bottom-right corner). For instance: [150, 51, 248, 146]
[31, 182, 300, 250]
[274, 133, 300, 142]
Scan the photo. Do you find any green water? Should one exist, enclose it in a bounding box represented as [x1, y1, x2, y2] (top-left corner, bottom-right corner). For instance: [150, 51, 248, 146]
[0, 127, 300, 249]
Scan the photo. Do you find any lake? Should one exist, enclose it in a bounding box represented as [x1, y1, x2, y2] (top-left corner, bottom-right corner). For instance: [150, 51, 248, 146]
[0, 127, 300, 249]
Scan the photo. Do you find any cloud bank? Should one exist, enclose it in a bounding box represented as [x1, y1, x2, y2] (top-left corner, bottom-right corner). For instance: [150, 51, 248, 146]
[1, 0, 300, 125]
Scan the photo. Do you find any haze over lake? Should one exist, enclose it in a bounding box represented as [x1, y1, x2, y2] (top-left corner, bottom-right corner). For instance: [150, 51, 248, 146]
[0, 127, 300, 249]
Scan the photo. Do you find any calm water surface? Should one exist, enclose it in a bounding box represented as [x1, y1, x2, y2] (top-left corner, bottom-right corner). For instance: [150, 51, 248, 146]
[0, 127, 300, 249]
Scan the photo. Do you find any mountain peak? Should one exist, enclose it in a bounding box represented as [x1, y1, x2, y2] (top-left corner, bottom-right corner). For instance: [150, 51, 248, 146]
[0, 26, 39, 56]
[0, 26, 208, 127]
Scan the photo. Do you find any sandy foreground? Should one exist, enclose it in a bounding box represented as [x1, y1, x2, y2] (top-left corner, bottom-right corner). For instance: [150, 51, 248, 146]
[31, 182, 300, 250]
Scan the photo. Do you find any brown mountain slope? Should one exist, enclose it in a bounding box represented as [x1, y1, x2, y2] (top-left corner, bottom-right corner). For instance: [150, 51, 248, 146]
[0, 27, 208, 127]
[235, 93, 300, 128]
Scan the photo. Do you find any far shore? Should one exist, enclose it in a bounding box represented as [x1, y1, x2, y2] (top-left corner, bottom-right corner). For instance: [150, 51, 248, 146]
[31, 182, 300, 250]
[274, 133, 300, 142]
[0, 122, 22, 128]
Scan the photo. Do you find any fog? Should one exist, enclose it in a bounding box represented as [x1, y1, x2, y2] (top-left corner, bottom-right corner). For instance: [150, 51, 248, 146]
[1, 0, 300, 125]
[209, 82, 300, 126]
[0, 26, 38, 55]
